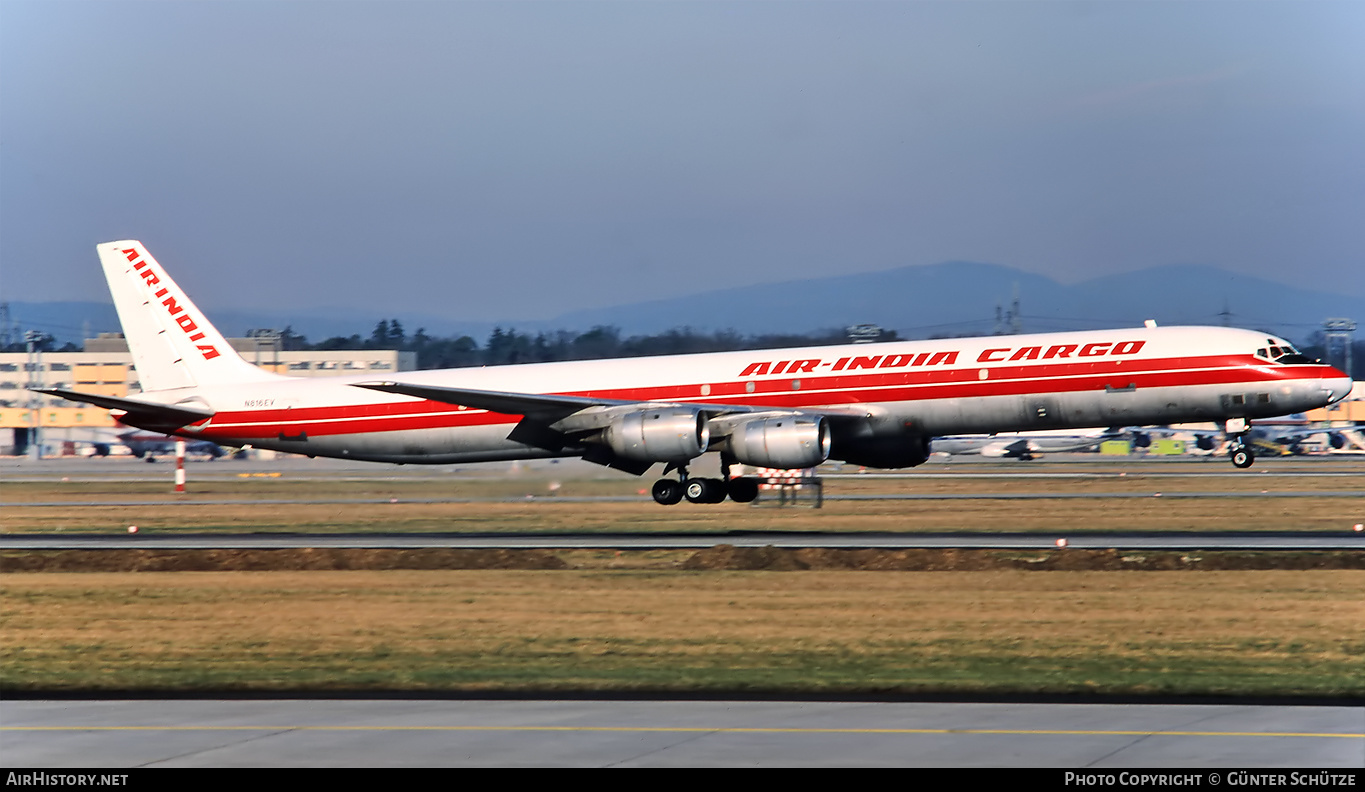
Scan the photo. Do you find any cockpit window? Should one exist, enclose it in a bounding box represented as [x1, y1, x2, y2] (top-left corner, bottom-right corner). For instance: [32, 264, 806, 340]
[1274, 352, 1318, 364]
[1256, 341, 1317, 365]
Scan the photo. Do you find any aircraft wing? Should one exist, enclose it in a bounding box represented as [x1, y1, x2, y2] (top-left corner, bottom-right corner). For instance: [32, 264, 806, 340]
[351, 381, 873, 424]
[352, 381, 633, 422]
[33, 388, 214, 431]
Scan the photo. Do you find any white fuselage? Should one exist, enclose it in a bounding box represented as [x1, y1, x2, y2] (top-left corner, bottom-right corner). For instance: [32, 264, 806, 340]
[138, 325, 1350, 467]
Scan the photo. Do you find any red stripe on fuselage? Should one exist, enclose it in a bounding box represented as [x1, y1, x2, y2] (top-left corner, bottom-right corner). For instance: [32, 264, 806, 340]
[196, 355, 1328, 441]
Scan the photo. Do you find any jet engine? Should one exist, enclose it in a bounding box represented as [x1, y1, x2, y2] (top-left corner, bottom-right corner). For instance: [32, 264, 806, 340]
[604, 407, 710, 463]
[830, 433, 931, 469]
[726, 416, 831, 469]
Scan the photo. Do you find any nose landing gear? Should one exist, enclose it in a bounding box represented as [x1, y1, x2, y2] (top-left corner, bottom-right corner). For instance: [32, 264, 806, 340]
[1230, 438, 1255, 469]
[1225, 418, 1255, 469]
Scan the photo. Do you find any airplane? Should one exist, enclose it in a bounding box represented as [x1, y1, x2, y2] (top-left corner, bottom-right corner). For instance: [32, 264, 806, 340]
[1144, 420, 1362, 458]
[48, 430, 221, 460]
[36, 241, 1354, 505]
[930, 428, 1128, 460]
[117, 429, 225, 461]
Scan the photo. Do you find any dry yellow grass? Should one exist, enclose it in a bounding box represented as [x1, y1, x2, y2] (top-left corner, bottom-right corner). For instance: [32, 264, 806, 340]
[3, 569, 1362, 695]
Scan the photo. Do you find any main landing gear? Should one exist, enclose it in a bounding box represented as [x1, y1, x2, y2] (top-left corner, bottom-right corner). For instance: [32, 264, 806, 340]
[650, 478, 685, 505]
[650, 459, 761, 506]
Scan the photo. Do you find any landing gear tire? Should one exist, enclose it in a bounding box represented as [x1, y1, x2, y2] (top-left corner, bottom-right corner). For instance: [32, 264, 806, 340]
[652, 479, 684, 505]
[1230, 446, 1255, 469]
[726, 477, 760, 503]
[685, 478, 727, 504]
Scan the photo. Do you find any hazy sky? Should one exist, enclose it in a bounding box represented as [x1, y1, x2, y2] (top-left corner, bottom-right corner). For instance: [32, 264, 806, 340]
[2, 0, 1362, 323]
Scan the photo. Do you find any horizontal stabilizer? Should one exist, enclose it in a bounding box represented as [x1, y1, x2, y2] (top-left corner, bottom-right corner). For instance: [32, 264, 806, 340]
[34, 388, 214, 430]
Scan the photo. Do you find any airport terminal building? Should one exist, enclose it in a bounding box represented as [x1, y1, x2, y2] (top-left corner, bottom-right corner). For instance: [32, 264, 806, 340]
[1, 334, 414, 456]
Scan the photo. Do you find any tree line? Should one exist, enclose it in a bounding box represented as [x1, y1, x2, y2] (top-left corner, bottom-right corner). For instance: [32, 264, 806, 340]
[0, 332, 78, 353]
[274, 321, 900, 370]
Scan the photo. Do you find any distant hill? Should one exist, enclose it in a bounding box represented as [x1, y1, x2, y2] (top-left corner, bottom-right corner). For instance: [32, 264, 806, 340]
[542, 261, 1363, 340]
[10, 262, 1362, 347]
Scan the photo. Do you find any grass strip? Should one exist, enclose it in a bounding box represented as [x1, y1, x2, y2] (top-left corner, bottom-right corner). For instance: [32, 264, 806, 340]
[3, 569, 1361, 697]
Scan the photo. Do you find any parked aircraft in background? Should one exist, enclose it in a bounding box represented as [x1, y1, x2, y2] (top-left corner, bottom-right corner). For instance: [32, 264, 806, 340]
[45, 429, 223, 460]
[1146, 421, 1365, 457]
[931, 427, 1130, 460]
[117, 430, 225, 461]
[37, 242, 1353, 504]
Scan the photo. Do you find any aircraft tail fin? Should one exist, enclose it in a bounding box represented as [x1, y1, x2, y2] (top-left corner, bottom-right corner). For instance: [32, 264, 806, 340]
[97, 241, 285, 391]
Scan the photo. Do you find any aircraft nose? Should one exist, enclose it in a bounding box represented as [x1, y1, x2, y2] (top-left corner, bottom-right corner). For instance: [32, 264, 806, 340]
[1320, 369, 1354, 404]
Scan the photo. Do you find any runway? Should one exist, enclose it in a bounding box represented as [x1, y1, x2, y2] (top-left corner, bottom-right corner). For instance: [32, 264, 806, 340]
[4, 530, 1364, 550]
[7, 490, 1365, 507]
[3, 700, 1362, 767]
[4, 451, 1364, 481]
